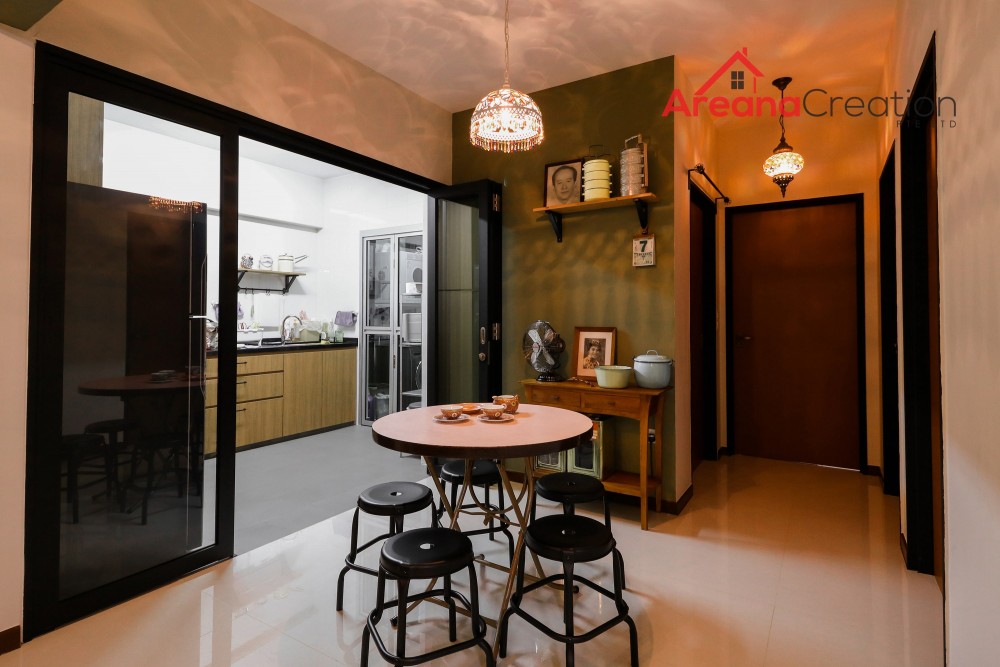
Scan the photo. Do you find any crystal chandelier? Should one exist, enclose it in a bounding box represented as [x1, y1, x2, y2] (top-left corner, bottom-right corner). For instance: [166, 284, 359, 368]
[762, 77, 804, 197]
[469, 0, 544, 152]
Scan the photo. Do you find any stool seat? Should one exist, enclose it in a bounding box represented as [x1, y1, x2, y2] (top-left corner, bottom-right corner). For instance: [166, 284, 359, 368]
[358, 482, 434, 516]
[535, 472, 605, 505]
[381, 527, 474, 580]
[527, 514, 615, 563]
[439, 459, 500, 485]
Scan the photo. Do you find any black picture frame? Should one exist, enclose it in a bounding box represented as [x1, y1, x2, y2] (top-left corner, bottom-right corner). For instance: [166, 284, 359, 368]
[544, 159, 583, 207]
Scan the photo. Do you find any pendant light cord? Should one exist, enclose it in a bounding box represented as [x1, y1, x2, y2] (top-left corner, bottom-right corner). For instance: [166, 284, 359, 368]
[503, 0, 510, 87]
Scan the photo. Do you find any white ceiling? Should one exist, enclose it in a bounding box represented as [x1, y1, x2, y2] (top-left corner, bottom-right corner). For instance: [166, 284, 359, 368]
[248, 0, 896, 112]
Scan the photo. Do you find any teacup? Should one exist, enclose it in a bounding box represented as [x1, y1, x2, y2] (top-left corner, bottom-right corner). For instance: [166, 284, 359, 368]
[492, 394, 519, 414]
[439, 404, 463, 420]
[480, 404, 507, 420]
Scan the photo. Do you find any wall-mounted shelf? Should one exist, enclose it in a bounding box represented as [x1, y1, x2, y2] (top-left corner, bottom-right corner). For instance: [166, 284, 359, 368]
[238, 268, 305, 294]
[532, 192, 657, 242]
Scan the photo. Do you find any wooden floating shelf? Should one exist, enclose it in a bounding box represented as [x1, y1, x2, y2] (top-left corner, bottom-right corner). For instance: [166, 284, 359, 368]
[237, 268, 306, 294]
[532, 192, 657, 242]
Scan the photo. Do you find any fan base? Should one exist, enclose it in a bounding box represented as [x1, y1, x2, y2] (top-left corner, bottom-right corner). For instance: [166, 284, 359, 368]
[536, 372, 563, 382]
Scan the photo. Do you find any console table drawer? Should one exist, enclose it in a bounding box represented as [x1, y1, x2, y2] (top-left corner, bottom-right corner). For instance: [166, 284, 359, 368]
[581, 393, 641, 415]
[528, 387, 581, 408]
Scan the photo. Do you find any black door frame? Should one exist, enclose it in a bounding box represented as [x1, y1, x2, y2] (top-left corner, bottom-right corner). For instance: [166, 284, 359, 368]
[426, 180, 504, 404]
[724, 194, 868, 469]
[26, 43, 443, 639]
[878, 145, 900, 496]
[898, 36, 943, 576]
[689, 184, 719, 464]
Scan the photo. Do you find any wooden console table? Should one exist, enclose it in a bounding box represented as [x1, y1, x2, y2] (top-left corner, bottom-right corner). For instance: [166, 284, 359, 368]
[520, 379, 669, 530]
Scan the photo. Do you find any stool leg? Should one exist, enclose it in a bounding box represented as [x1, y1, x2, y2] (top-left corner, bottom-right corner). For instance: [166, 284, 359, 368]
[395, 577, 410, 660]
[467, 563, 495, 666]
[444, 573, 457, 642]
[614, 544, 628, 591]
[485, 483, 494, 539]
[564, 561, 575, 667]
[336, 507, 361, 611]
[361, 567, 387, 667]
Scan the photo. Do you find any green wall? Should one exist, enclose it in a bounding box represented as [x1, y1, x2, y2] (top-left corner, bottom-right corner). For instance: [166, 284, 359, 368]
[451, 57, 677, 497]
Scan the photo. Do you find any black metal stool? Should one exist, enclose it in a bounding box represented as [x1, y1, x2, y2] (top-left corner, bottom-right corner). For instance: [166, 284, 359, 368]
[60, 433, 110, 523]
[337, 481, 436, 611]
[361, 527, 494, 667]
[498, 514, 638, 667]
[533, 472, 611, 525]
[533, 472, 624, 588]
[438, 459, 515, 564]
[84, 418, 137, 511]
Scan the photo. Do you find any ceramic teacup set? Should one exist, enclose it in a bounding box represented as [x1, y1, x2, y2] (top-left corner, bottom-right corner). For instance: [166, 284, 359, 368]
[437, 394, 520, 422]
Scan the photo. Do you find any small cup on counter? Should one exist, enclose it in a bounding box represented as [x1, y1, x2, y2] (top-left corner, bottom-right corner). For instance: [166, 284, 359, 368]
[439, 404, 464, 420]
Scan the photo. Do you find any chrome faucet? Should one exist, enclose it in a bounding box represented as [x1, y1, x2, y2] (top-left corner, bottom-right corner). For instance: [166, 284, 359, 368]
[281, 315, 302, 345]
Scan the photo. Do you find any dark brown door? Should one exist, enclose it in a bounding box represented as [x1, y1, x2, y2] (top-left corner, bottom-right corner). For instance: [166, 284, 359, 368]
[690, 186, 718, 471]
[728, 197, 864, 469]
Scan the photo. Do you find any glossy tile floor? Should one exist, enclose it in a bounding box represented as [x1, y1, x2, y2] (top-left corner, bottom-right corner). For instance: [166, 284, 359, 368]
[1, 455, 944, 666]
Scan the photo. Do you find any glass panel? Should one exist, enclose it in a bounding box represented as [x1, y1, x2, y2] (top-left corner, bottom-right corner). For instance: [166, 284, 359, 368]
[397, 233, 424, 410]
[364, 334, 392, 421]
[366, 238, 392, 328]
[60, 94, 218, 599]
[435, 199, 480, 404]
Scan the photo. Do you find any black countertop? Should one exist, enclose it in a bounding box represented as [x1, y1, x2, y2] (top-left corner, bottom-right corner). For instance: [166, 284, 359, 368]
[208, 338, 359, 356]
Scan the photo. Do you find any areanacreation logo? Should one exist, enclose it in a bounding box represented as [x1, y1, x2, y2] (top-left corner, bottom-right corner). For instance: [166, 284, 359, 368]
[663, 48, 956, 127]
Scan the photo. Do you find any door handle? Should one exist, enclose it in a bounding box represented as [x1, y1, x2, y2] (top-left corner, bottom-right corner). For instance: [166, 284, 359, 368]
[478, 352, 487, 361]
[736, 334, 752, 341]
[480, 327, 487, 345]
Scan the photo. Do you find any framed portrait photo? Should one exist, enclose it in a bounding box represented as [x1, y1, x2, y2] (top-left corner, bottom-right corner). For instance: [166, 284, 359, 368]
[544, 159, 583, 207]
[572, 326, 617, 379]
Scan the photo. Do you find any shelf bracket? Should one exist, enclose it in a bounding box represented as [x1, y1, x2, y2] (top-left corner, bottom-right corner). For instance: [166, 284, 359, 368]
[633, 198, 649, 233]
[545, 210, 564, 243]
[283, 275, 299, 293]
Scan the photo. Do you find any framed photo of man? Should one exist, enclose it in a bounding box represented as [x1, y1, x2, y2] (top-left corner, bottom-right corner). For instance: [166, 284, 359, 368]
[572, 326, 617, 379]
[544, 159, 583, 207]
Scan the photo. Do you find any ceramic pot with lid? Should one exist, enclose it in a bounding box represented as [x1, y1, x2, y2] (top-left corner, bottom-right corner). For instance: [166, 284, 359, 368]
[632, 350, 673, 388]
[277, 254, 308, 272]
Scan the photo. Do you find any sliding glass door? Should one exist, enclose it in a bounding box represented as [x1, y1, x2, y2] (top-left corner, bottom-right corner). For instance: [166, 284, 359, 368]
[25, 52, 237, 638]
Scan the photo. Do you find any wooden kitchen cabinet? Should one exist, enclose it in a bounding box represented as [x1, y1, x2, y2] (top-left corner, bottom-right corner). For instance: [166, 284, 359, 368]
[204, 352, 284, 453]
[282, 351, 326, 435]
[322, 346, 357, 427]
[284, 346, 358, 435]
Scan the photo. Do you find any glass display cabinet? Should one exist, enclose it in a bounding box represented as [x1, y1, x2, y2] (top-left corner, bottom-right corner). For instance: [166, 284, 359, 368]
[359, 226, 425, 425]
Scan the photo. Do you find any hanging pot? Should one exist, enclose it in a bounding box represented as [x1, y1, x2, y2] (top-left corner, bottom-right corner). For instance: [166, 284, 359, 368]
[632, 349, 673, 388]
[277, 254, 308, 272]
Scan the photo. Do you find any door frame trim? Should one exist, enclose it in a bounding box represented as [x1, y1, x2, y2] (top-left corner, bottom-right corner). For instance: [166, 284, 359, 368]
[724, 193, 867, 470]
[689, 184, 719, 464]
[878, 145, 900, 496]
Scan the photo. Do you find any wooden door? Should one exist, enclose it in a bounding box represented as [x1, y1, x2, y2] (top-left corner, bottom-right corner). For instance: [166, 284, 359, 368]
[690, 186, 718, 471]
[728, 197, 864, 469]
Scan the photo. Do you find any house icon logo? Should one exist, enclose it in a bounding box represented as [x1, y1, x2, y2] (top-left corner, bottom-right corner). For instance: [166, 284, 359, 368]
[697, 48, 764, 95]
[662, 47, 796, 118]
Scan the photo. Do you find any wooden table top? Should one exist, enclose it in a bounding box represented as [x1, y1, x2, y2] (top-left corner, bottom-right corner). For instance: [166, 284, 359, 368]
[371, 404, 593, 459]
[78, 374, 199, 396]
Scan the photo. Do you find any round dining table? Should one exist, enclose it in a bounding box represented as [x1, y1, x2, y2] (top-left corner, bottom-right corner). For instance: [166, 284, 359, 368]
[371, 402, 593, 657]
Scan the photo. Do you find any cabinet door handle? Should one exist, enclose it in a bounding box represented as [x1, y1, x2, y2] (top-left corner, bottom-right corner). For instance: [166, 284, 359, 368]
[607, 400, 616, 406]
[236, 408, 247, 413]
[237, 361, 248, 365]
[236, 380, 247, 385]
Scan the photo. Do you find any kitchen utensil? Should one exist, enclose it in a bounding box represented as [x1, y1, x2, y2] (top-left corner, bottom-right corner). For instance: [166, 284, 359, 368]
[277, 254, 308, 272]
[632, 350, 673, 388]
[240, 254, 254, 269]
[594, 365, 632, 388]
[258, 254, 273, 270]
[620, 135, 649, 196]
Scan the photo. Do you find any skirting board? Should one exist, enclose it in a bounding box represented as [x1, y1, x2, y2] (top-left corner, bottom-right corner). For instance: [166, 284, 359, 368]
[0, 626, 20, 656]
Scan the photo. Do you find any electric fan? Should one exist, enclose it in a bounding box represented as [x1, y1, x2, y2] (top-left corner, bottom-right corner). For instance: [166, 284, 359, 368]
[522, 320, 565, 382]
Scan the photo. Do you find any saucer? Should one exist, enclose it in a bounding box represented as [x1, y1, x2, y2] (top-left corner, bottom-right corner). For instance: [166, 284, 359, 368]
[478, 414, 514, 423]
[433, 414, 470, 424]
